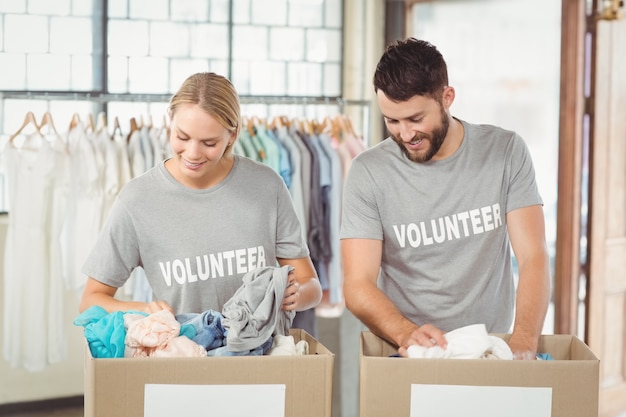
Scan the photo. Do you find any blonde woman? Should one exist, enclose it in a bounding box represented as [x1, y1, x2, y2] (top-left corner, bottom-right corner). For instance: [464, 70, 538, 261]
[80, 72, 322, 319]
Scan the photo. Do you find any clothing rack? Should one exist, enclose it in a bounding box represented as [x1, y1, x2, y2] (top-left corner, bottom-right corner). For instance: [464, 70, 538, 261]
[0, 91, 370, 107]
[1, 91, 372, 143]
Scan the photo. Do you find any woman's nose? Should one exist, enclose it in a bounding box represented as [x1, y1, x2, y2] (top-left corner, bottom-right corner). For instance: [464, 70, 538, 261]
[186, 140, 202, 158]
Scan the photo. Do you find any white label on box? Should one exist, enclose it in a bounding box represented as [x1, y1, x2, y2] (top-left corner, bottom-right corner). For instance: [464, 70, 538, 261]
[144, 384, 286, 417]
[410, 384, 552, 417]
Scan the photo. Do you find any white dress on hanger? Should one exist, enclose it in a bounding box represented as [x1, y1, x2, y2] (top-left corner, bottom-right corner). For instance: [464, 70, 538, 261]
[2, 131, 69, 371]
[60, 124, 104, 293]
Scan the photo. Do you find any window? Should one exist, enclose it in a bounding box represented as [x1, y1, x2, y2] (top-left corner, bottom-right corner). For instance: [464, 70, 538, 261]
[410, 0, 561, 333]
[0, 0, 345, 212]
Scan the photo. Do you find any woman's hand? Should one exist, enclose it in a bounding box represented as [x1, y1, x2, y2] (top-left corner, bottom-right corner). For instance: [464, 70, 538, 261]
[143, 300, 175, 314]
[281, 270, 300, 311]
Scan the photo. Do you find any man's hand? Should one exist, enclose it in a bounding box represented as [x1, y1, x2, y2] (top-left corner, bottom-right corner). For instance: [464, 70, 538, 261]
[397, 323, 448, 357]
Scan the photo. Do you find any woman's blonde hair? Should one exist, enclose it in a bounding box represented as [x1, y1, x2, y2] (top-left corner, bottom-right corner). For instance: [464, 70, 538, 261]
[169, 72, 241, 153]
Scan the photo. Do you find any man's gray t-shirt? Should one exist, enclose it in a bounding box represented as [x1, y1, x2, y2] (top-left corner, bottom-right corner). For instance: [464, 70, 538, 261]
[82, 155, 309, 314]
[340, 120, 543, 333]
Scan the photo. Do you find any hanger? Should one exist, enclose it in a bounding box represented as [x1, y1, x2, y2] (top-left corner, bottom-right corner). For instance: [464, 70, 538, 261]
[327, 115, 341, 139]
[9, 111, 40, 142]
[86, 113, 96, 133]
[38, 112, 58, 135]
[96, 112, 107, 133]
[313, 119, 325, 136]
[342, 115, 356, 136]
[129, 117, 138, 133]
[299, 118, 314, 136]
[111, 116, 123, 138]
[269, 115, 283, 130]
[69, 113, 82, 131]
[245, 116, 256, 137]
[126, 117, 139, 142]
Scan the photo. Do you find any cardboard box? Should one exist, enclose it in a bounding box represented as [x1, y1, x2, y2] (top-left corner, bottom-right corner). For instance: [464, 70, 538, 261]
[359, 331, 599, 417]
[84, 328, 334, 417]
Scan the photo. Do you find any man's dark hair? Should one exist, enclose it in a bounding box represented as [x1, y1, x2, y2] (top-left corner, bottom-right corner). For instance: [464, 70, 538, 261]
[373, 37, 449, 102]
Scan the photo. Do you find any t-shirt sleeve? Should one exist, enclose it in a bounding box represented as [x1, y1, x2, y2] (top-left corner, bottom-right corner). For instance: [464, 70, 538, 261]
[81, 195, 141, 288]
[505, 133, 544, 213]
[340, 156, 383, 240]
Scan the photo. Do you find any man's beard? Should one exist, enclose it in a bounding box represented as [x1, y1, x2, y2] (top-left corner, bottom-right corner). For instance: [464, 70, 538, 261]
[392, 108, 450, 163]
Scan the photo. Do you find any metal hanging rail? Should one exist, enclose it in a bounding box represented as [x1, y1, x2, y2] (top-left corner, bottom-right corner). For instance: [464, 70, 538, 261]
[0, 91, 371, 108]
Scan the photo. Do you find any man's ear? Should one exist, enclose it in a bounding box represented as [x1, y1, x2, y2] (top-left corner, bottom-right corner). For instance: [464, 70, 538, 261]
[442, 86, 455, 109]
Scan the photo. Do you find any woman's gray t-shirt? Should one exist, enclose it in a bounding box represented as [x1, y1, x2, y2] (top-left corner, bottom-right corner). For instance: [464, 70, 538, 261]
[82, 155, 308, 314]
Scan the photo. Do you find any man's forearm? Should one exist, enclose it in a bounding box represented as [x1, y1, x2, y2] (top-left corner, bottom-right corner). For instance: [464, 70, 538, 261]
[345, 283, 418, 347]
[510, 259, 551, 355]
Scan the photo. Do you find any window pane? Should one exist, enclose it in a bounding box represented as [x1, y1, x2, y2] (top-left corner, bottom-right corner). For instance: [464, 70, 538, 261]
[232, 26, 268, 60]
[50, 17, 93, 54]
[232, 0, 251, 24]
[231, 60, 251, 94]
[108, 0, 128, 18]
[170, 59, 210, 92]
[73, 0, 95, 17]
[27, 54, 71, 90]
[269, 27, 305, 61]
[251, 0, 287, 25]
[108, 20, 150, 56]
[71, 55, 94, 90]
[150, 22, 190, 58]
[287, 62, 321, 95]
[190, 24, 229, 59]
[307, 29, 341, 62]
[4, 15, 48, 53]
[325, 0, 342, 28]
[323, 62, 341, 96]
[129, 0, 168, 20]
[0, 53, 26, 89]
[210, 0, 230, 23]
[128, 56, 169, 93]
[209, 60, 229, 76]
[28, 0, 70, 16]
[0, 0, 26, 13]
[171, 0, 209, 22]
[289, 0, 323, 27]
[108, 56, 128, 93]
[249, 61, 287, 95]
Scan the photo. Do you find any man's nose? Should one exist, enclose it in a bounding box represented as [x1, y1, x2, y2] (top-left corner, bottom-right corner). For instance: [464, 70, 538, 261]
[398, 122, 414, 141]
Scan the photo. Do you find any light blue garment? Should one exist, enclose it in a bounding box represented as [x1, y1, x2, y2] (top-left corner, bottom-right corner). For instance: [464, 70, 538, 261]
[318, 133, 344, 303]
[536, 353, 554, 360]
[273, 125, 306, 241]
[176, 310, 227, 351]
[237, 130, 262, 162]
[262, 126, 293, 187]
[75, 306, 197, 358]
[73, 305, 147, 358]
[255, 124, 282, 176]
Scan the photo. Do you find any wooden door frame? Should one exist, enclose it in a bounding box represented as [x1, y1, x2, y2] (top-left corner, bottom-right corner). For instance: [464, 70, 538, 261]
[554, 0, 589, 337]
